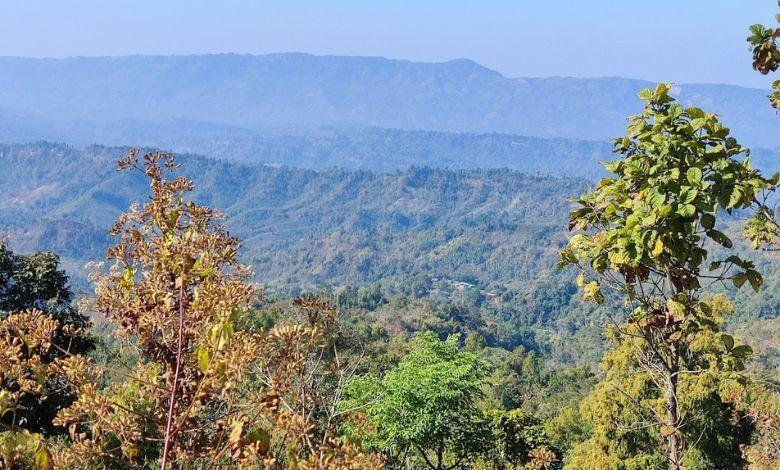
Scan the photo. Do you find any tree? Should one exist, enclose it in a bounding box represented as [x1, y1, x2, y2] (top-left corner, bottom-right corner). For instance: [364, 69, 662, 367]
[489, 347, 548, 411]
[0, 243, 91, 351]
[722, 378, 780, 469]
[744, 4, 780, 251]
[486, 409, 561, 470]
[0, 309, 90, 469]
[343, 332, 492, 469]
[0, 243, 92, 437]
[56, 149, 261, 466]
[28, 150, 381, 468]
[559, 83, 778, 469]
[248, 295, 383, 468]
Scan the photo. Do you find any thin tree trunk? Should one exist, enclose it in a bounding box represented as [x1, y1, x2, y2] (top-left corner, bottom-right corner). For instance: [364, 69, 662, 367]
[664, 269, 684, 470]
[664, 339, 682, 470]
[161, 281, 186, 469]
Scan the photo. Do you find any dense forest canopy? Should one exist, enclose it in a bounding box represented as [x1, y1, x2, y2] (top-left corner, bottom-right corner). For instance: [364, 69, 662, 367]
[2, 142, 777, 369]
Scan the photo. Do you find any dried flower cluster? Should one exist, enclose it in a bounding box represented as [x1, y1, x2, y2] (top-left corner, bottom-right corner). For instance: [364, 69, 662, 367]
[748, 13, 780, 109]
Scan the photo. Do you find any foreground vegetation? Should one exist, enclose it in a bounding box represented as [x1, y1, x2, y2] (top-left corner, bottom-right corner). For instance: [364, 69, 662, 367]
[0, 149, 574, 468]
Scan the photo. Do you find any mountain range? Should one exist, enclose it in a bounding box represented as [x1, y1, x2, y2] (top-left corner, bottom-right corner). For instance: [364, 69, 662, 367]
[0, 53, 777, 159]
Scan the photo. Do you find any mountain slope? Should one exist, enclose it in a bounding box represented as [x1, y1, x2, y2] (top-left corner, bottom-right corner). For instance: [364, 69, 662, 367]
[0, 142, 583, 290]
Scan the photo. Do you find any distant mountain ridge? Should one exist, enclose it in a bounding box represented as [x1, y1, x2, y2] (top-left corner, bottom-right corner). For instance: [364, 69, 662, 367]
[0, 53, 777, 149]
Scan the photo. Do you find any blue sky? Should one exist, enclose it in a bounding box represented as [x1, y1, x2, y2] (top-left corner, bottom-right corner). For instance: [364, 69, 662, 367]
[1, 0, 777, 88]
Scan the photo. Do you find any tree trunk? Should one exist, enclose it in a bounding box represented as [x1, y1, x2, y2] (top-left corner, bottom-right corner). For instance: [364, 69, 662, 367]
[664, 340, 683, 470]
[663, 269, 684, 469]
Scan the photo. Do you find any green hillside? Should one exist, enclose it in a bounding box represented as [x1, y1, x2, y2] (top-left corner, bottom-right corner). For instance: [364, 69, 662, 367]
[2, 141, 777, 367]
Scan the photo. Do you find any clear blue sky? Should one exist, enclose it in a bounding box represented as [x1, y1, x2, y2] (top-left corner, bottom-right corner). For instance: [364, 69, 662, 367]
[1, 0, 777, 88]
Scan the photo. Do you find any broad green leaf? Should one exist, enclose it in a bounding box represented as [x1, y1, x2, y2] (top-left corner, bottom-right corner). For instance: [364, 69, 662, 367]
[677, 204, 696, 218]
[709, 261, 720, 271]
[583, 281, 604, 304]
[602, 160, 622, 173]
[651, 238, 664, 257]
[648, 189, 665, 208]
[727, 187, 742, 208]
[686, 107, 704, 119]
[197, 347, 213, 371]
[721, 334, 734, 350]
[690, 118, 707, 131]
[725, 255, 747, 268]
[637, 88, 653, 100]
[746, 270, 763, 292]
[732, 273, 748, 288]
[706, 230, 733, 248]
[732, 345, 753, 359]
[686, 167, 703, 185]
[34, 447, 53, 470]
[700, 213, 715, 230]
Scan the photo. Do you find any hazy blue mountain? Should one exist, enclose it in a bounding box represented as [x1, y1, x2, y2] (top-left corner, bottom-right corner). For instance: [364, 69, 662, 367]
[117, 127, 617, 178]
[0, 54, 777, 149]
[0, 116, 775, 179]
[0, 104, 617, 177]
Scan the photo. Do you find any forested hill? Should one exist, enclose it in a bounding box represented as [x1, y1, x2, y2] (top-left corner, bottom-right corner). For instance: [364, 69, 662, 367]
[0, 54, 777, 148]
[2, 142, 778, 367]
[0, 142, 585, 292]
[0, 120, 616, 178]
[142, 128, 617, 177]
[1, 125, 776, 179]
[172, 128, 779, 176]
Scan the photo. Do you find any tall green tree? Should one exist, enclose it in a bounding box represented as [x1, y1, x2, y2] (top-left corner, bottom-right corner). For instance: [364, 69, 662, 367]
[343, 332, 492, 469]
[486, 408, 562, 469]
[741, 12, 780, 465]
[745, 3, 780, 250]
[559, 83, 778, 469]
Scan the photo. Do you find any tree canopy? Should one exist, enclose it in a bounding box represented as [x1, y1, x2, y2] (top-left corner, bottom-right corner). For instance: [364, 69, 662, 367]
[559, 83, 778, 469]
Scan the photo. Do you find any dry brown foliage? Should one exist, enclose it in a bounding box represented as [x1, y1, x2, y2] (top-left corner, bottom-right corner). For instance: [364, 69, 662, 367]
[2, 150, 383, 469]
